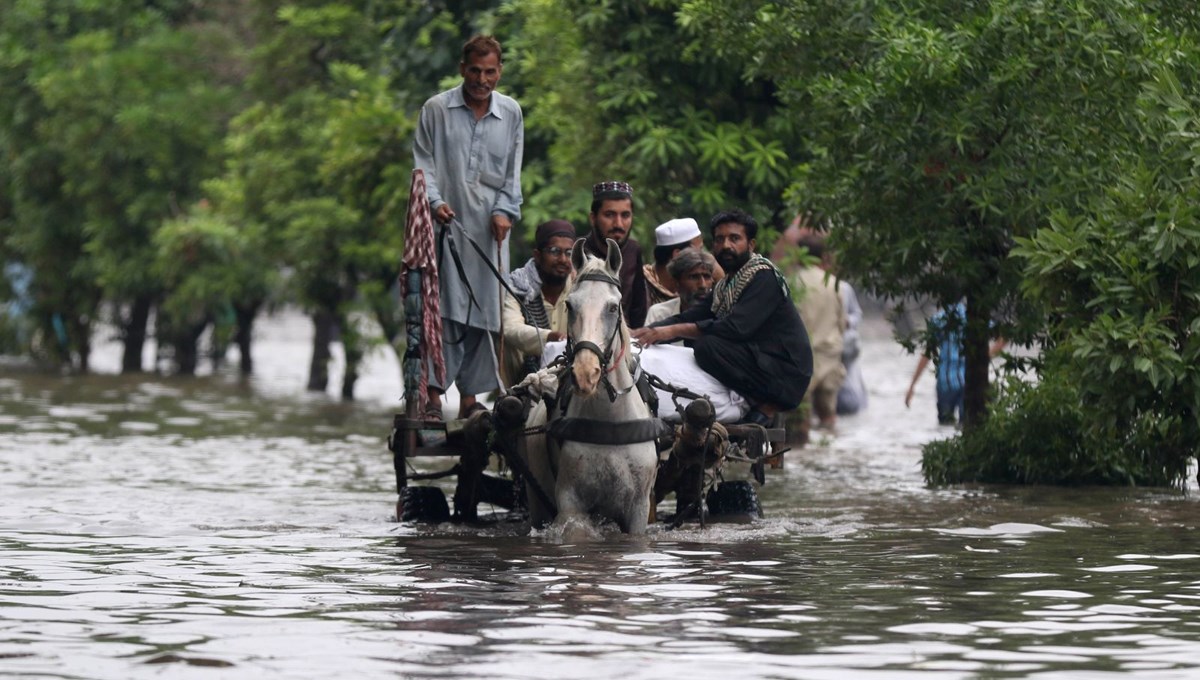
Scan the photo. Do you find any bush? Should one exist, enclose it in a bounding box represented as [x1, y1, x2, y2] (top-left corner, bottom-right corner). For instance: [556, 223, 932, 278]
[923, 369, 1190, 488]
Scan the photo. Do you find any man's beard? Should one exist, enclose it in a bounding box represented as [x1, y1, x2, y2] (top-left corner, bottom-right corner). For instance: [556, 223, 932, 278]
[679, 289, 708, 310]
[540, 269, 568, 287]
[716, 249, 751, 272]
[598, 229, 626, 247]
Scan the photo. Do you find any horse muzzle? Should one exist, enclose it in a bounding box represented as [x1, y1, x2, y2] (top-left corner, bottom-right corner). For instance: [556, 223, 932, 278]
[571, 349, 602, 397]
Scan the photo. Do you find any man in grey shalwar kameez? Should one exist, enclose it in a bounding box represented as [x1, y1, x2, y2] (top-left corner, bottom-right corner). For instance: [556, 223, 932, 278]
[413, 34, 524, 420]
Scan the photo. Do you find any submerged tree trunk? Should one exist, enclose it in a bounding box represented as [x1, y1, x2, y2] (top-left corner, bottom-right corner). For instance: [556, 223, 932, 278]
[171, 320, 209, 376]
[307, 308, 335, 392]
[233, 302, 259, 376]
[961, 294, 992, 432]
[121, 296, 153, 373]
[340, 315, 362, 401]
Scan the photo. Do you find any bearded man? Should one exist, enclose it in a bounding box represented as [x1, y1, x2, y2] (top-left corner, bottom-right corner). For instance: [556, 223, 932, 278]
[631, 209, 813, 426]
[583, 181, 648, 328]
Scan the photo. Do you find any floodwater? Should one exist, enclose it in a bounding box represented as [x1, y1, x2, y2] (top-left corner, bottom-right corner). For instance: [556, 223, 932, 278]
[2, 309, 1198, 679]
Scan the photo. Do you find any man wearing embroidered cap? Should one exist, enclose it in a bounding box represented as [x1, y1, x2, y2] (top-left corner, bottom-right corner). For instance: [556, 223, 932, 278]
[413, 34, 524, 419]
[500, 219, 576, 386]
[584, 181, 649, 328]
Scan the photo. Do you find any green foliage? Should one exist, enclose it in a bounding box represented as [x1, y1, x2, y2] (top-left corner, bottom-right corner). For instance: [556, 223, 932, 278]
[0, 0, 241, 369]
[205, 1, 424, 393]
[503, 0, 798, 247]
[681, 0, 1184, 428]
[1011, 65, 1200, 481]
[923, 370, 1189, 487]
[36, 24, 236, 303]
[153, 207, 274, 333]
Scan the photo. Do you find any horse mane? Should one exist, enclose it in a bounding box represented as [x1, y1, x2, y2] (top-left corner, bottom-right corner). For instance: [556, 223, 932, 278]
[575, 252, 635, 371]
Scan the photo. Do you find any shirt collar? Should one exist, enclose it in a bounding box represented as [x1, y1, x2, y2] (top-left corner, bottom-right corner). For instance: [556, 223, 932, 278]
[450, 84, 503, 120]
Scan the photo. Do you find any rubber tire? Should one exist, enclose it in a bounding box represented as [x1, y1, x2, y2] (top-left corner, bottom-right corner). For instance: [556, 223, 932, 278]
[705, 480, 762, 519]
[399, 486, 450, 523]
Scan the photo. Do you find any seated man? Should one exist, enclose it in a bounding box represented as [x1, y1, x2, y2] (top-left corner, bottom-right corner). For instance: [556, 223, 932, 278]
[645, 217, 703, 306]
[501, 219, 576, 387]
[632, 209, 814, 427]
[584, 181, 648, 328]
[645, 248, 717, 327]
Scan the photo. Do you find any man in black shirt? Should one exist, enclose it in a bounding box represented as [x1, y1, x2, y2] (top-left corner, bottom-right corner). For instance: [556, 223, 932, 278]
[631, 209, 813, 426]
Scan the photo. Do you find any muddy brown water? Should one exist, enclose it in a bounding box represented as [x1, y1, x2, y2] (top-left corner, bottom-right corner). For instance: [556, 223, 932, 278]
[2, 309, 1198, 679]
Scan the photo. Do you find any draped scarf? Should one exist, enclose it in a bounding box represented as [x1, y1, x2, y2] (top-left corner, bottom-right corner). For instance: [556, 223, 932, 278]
[507, 258, 552, 374]
[710, 254, 789, 319]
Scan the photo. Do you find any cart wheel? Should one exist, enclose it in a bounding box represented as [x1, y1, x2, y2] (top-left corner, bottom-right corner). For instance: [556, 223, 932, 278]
[705, 480, 762, 520]
[398, 486, 450, 523]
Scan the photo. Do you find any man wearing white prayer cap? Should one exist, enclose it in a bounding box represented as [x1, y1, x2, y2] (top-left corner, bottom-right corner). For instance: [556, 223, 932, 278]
[644, 217, 723, 307]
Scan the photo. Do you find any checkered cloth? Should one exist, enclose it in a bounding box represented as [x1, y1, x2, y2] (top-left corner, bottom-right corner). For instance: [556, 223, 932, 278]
[400, 169, 445, 411]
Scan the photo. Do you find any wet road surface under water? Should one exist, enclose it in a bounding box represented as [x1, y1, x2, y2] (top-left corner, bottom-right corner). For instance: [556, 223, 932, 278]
[1, 309, 1198, 679]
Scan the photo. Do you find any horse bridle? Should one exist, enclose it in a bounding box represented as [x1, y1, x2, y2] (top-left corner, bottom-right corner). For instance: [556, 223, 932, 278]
[561, 270, 634, 403]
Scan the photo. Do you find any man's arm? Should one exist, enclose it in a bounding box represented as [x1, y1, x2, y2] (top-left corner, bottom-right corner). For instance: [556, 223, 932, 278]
[631, 321, 701, 346]
[632, 295, 712, 344]
[491, 104, 524, 238]
[413, 101, 450, 219]
[905, 354, 932, 407]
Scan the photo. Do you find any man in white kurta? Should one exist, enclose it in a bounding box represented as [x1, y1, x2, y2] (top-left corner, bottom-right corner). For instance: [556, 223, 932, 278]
[413, 35, 524, 419]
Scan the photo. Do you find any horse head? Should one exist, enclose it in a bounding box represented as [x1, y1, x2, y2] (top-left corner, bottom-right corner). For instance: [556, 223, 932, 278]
[566, 237, 627, 397]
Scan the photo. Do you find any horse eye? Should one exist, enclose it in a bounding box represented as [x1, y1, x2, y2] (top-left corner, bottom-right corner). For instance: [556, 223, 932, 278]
[608, 302, 619, 314]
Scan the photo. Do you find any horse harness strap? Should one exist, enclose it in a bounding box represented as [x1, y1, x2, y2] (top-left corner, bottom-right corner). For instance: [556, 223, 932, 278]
[437, 218, 541, 343]
[548, 416, 673, 446]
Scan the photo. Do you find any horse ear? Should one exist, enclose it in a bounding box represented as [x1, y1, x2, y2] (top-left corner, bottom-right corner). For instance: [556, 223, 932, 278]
[571, 237, 587, 272]
[604, 237, 623, 274]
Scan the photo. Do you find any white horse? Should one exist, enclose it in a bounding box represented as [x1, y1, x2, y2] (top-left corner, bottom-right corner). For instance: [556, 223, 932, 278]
[518, 238, 660, 534]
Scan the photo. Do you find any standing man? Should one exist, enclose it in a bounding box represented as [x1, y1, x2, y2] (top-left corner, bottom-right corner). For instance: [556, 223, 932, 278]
[632, 209, 813, 427]
[794, 234, 847, 434]
[584, 181, 648, 328]
[501, 219, 576, 387]
[413, 34, 524, 420]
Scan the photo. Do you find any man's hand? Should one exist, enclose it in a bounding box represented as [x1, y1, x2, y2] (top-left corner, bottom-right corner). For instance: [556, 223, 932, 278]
[547, 331, 566, 342]
[632, 322, 700, 346]
[434, 203, 455, 224]
[491, 213, 512, 242]
[489, 215, 513, 244]
[631, 325, 672, 346]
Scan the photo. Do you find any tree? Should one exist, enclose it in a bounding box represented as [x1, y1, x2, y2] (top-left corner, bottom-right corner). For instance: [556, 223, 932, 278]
[209, 1, 420, 398]
[681, 0, 1171, 429]
[1010, 63, 1200, 485]
[0, 1, 242, 372]
[152, 206, 275, 375]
